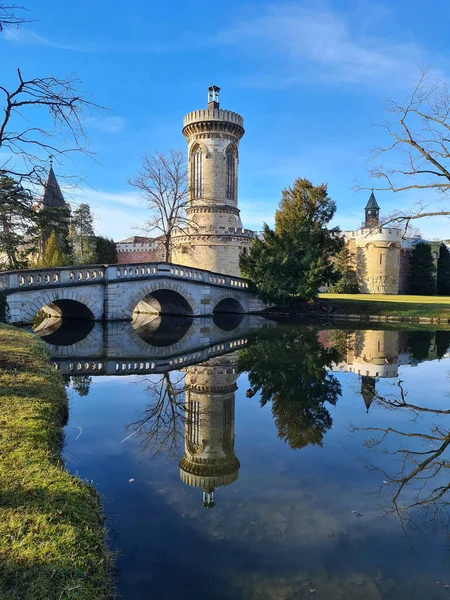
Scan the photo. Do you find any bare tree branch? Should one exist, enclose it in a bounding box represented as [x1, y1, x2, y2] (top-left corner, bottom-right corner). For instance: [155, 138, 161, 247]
[356, 68, 450, 231]
[0, 3, 32, 30]
[0, 68, 107, 186]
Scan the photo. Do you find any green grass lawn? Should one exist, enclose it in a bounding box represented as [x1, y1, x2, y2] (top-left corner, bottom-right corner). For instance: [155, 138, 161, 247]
[318, 293, 450, 319]
[0, 325, 114, 600]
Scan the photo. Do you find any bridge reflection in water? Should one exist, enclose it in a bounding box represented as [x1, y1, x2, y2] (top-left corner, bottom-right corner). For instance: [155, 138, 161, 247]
[31, 313, 269, 506]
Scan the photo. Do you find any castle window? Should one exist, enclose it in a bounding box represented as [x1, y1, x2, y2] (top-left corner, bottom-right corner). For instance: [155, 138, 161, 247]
[189, 401, 200, 446]
[226, 145, 237, 200]
[192, 145, 204, 198]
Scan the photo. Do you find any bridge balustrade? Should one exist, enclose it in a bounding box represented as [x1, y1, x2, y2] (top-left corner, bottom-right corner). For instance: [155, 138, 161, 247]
[70, 268, 105, 282]
[0, 262, 252, 292]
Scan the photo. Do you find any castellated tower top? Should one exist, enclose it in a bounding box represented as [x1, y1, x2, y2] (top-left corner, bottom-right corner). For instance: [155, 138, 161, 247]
[182, 86, 244, 139]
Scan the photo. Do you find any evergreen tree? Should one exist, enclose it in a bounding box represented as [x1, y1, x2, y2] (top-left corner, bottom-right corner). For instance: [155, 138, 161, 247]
[32, 205, 71, 263]
[0, 174, 35, 269]
[95, 236, 117, 264]
[409, 242, 436, 295]
[437, 243, 450, 295]
[328, 248, 359, 293]
[240, 178, 343, 305]
[69, 203, 96, 264]
[38, 230, 67, 267]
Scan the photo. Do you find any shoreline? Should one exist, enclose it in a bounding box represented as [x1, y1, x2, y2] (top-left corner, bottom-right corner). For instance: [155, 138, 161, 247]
[260, 293, 450, 325]
[0, 325, 114, 600]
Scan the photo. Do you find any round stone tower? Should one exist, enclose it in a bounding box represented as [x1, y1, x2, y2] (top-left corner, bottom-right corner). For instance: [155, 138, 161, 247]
[345, 192, 402, 294]
[171, 86, 255, 277]
[179, 354, 240, 508]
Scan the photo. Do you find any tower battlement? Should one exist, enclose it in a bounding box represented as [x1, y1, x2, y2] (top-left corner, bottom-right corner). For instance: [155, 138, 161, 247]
[183, 108, 244, 129]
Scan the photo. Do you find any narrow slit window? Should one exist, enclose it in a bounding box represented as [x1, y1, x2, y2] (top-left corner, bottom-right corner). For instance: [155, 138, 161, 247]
[226, 146, 236, 200]
[192, 146, 204, 198]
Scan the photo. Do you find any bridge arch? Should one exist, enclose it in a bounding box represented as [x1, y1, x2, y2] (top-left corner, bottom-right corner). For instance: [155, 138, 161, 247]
[20, 291, 97, 324]
[129, 281, 197, 318]
[212, 293, 245, 315]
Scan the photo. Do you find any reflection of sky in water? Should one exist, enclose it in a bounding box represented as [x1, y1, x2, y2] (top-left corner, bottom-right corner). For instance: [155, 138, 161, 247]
[62, 328, 450, 600]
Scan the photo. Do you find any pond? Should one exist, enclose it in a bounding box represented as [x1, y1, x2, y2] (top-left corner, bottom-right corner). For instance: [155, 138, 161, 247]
[36, 317, 450, 599]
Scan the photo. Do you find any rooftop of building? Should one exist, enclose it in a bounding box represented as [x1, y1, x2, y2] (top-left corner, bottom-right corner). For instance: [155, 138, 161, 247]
[116, 236, 155, 244]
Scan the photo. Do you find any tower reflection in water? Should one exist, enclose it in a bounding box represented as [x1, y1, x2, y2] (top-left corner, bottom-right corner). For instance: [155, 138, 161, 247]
[179, 354, 240, 508]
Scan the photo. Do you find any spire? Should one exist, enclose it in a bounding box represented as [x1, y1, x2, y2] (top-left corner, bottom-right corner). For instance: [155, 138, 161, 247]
[364, 190, 380, 227]
[365, 190, 380, 211]
[41, 161, 66, 209]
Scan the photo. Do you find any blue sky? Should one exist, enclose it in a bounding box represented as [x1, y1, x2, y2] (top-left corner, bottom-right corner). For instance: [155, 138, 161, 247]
[2, 0, 450, 241]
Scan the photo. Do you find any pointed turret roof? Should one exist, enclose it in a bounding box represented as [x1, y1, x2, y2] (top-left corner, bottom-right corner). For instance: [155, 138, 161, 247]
[365, 191, 380, 211]
[41, 165, 66, 208]
[361, 376, 376, 413]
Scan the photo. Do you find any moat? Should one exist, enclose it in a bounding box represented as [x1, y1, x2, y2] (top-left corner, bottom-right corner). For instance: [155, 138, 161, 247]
[36, 317, 450, 599]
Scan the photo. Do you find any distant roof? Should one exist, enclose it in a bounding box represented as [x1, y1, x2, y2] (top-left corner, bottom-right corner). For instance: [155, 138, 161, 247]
[41, 166, 67, 208]
[365, 191, 380, 211]
[116, 236, 156, 244]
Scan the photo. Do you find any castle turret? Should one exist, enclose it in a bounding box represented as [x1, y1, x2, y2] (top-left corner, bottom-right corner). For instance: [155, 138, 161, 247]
[171, 87, 254, 276]
[345, 195, 402, 293]
[179, 354, 240, 507]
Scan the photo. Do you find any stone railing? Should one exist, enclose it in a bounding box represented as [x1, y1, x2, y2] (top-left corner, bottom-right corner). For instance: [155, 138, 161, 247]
[0, 262, 251, 292]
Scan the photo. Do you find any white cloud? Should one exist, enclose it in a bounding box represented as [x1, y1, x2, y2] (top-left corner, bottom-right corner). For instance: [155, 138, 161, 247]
[3, 27, 173, 54]
[84, 116, 126, 134]
[65, 188, 148, 240]
[4, 28, 82, 51]
[213, 3, 432, 88]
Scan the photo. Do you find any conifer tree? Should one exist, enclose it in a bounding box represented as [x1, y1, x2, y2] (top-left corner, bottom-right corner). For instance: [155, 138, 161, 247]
[69, 203, 96, 264]
[437, 243, 450, 295]
[329, 248, 359, 293]
[240, 178, 343, 305]
[409, 242, 436, 295]
[0, 174, 35, 269]
[39, 230, 66, 267]
[95, 236, 117, 264]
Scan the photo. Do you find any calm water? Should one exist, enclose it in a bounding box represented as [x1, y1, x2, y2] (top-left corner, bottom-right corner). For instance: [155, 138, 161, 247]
[36, 317, 450, 599]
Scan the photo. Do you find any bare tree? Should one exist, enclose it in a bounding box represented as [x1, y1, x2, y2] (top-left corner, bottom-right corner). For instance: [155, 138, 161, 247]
[128, 150, 190, 262]
[357, 69, 450, 231]
[0, 68, 105, 186]
[0, 3, 31, 30]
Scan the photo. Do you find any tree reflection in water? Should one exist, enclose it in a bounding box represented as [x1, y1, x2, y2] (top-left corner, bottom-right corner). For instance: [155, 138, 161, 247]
[125, 372, 187, 458]
[238, 326, 343, 449]
[355, 378, 450, 532]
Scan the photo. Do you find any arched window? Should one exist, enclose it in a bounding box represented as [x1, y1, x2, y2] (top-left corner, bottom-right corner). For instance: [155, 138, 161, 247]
[191, 145, 203, 198]
[226, 145, 237, 200]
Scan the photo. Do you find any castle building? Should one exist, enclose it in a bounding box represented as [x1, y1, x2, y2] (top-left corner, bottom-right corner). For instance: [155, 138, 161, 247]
[115, 235, 164, 264]
[171, 86, 255, 277]
[179, 354, 240, 508]
[344, 192, 442, 294]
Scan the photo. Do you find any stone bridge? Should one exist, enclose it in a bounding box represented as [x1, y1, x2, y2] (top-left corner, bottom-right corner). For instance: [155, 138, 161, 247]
[0, 262, 265, 324]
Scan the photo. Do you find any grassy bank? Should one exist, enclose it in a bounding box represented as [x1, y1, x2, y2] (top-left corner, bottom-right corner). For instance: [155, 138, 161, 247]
[317, 293, 450, 320]
[0, 325, 114, 600]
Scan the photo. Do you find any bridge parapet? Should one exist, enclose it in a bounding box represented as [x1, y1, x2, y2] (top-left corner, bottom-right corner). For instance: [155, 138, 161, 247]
[0, 262, 251, 293]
